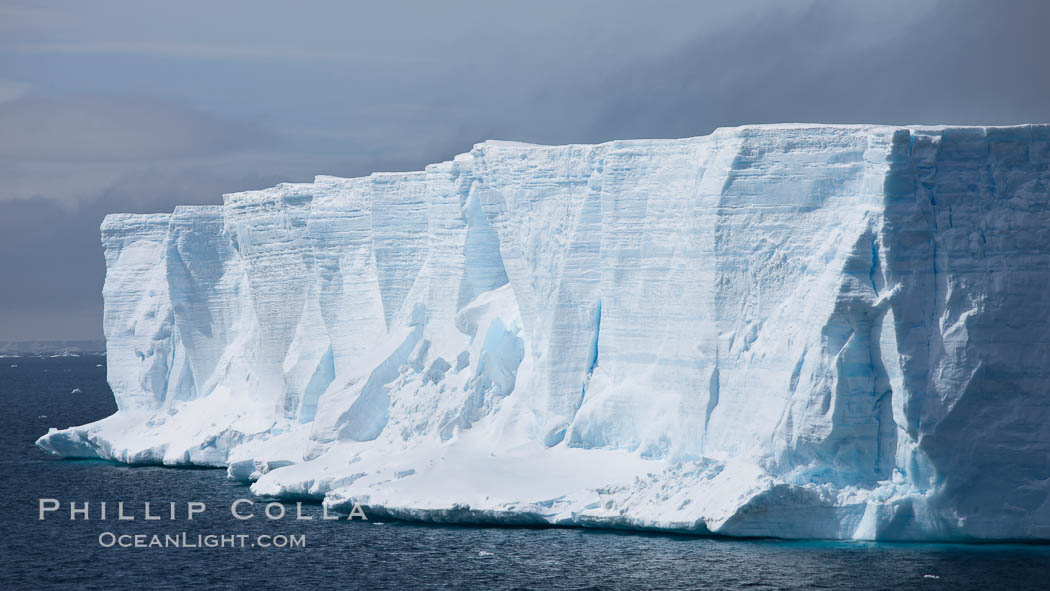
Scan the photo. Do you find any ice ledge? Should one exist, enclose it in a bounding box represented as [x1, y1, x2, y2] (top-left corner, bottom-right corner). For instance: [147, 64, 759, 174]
[35, 421, 974, 541]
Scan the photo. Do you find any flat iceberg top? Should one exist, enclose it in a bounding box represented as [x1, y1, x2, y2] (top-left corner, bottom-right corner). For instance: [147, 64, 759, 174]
[212, 123, 1049, 205]
[46, 122, 1050, 541]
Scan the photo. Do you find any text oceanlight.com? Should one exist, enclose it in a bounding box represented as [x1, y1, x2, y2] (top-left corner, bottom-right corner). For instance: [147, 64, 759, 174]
[98, 532, 306, 549]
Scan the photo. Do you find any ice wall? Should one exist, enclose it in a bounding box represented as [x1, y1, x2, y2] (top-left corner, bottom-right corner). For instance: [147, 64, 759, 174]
[38, 124, 1050, 540]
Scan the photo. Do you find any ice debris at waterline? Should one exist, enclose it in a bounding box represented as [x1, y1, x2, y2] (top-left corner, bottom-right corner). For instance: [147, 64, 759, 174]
[37, 124, 1050, 541]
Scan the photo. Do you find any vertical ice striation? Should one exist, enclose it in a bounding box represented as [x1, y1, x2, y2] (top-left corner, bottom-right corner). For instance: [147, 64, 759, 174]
[476, 142, 606, 445]
[99, 213, 176, 411]
[38, 124, 1050, 541]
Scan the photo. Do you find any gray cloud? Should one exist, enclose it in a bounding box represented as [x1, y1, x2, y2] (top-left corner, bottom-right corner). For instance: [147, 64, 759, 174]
[0, 95, 270, 163]
[1, 0, 1048, 340]
[0, 78, 28, 103]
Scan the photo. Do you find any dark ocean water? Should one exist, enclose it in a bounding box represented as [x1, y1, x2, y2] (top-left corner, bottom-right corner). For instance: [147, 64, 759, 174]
[2, 355, 1049, 590]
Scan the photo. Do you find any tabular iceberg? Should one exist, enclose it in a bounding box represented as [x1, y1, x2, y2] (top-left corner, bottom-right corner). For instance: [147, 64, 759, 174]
[38, 124, 1050, 541]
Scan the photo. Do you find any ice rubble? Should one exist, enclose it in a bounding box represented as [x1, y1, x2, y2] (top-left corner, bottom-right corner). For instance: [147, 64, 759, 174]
[38, 124, 1050, 540]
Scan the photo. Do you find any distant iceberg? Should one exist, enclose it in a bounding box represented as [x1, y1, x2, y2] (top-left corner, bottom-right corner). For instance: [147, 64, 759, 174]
[0, 340, 105, 354]
[38, 124, 1050, 541]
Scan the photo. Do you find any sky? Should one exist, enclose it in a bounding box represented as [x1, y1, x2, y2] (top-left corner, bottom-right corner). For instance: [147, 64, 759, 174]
[1, 0, 1049, 340]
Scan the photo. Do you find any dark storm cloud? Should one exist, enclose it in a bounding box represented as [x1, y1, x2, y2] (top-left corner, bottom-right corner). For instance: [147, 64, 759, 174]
[0, 0, 1048, 340]
[584, 0, 1050, 140]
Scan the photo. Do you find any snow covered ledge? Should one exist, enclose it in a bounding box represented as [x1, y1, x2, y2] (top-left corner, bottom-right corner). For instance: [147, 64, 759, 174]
[39, 124, 1050, 541]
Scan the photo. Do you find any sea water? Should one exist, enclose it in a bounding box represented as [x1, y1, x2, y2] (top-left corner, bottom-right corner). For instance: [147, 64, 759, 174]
[3, 356, 1048, 590]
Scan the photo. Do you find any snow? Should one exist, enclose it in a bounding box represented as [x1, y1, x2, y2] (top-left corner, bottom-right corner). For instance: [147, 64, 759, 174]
[37, 123, 1050, 541]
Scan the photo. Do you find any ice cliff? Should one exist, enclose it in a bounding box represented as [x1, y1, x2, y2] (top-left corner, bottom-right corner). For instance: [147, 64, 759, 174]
[38, 124, 1050, 541]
